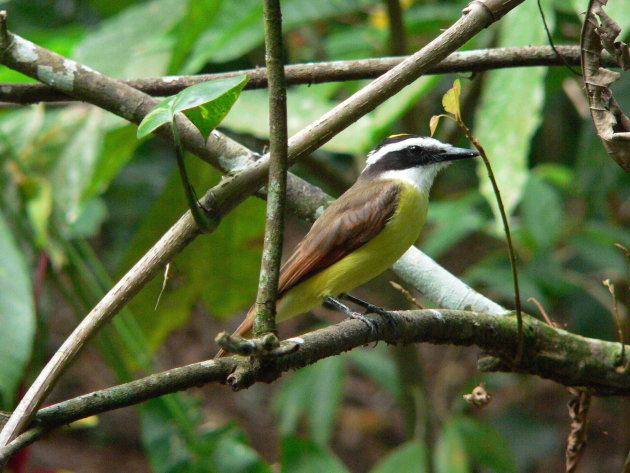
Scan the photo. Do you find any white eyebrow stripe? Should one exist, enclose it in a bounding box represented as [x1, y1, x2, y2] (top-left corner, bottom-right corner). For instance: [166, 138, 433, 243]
[365, 136, 446, 166]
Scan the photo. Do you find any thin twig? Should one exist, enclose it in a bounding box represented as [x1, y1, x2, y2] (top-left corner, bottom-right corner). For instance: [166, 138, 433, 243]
[603, 279, 626, 368]
[253, 0, 288, 337]
[453, 118, 524, 362]
[528, 297, 556, 327]
[390, 281, 425, 309]
[536, 0, 582, 76]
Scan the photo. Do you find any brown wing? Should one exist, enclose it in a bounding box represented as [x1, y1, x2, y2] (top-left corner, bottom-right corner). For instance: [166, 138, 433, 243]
[277, 179, 400, 296]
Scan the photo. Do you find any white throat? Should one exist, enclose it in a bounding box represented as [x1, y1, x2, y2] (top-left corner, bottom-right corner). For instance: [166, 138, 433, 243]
[379, 162, 449, 193]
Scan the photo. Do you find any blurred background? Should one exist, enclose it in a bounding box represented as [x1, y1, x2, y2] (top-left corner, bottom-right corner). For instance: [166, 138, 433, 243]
[1, 0, 629, 472]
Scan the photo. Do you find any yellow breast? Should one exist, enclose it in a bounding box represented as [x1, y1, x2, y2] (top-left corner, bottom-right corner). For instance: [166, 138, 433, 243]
[277, 181, 427, 321]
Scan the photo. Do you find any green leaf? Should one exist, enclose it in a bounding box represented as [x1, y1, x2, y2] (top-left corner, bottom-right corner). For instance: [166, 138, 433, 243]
[168, 0, 223, 74]
[473, 0, 550, 222]
[521, 175, 563, 249]
[435, 418, 470, 473]
[281, 436, 350, 473]
[455, 416, 517, 473]
[73, 0, 187, 78]
[51, 108, 104, 226]
[84, 124, 140, 198]
[173, 75, 249, 140]
[370, 440, 429, 473]
[136, 96, 176, 139]
[137, 76, 248, 140]
[346, 347, 402, 400]
[0, 210, 36, 408]
[275, 356, 345, 445]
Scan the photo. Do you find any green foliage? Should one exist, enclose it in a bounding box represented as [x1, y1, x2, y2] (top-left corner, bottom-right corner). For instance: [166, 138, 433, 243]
[281, 436, 350, 473]
[275, 356, 344, 446]
[435, 416, 516, 473]
[370, 440, 429, 473]
[137, 75, 249, 140]
[473, 0, 551, 222]
[73, 0, 188, 78]
[0, 211, 35, 408]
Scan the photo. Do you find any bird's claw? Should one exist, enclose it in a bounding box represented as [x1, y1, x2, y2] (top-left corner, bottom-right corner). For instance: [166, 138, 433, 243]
[348, 311, 378, 338]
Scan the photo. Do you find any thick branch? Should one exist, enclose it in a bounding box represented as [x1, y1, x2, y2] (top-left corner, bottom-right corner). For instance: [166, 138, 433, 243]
[254, 0, 288, 336]
[0, 46, 609, 104]
[1, 309, 629, 462]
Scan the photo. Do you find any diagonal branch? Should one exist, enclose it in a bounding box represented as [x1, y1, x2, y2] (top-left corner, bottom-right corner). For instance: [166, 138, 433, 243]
[0, 0, 524, 447]
[1, 308, 629, 462]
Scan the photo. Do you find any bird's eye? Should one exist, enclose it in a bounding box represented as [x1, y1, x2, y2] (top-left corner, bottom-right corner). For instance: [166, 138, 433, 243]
[409, 145, 420, 152]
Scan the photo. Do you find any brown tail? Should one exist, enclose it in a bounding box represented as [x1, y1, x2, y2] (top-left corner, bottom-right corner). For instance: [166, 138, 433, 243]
[215, 305, 256, 358]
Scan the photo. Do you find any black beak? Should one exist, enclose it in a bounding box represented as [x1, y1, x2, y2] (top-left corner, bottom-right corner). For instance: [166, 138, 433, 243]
[438, 146, 479, 162]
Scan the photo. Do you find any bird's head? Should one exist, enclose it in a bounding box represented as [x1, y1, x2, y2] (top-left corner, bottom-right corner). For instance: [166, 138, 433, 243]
[360, 134, 479, 191]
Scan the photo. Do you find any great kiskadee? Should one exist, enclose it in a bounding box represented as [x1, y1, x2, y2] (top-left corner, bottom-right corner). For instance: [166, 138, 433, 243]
[216, 134, 478, 356]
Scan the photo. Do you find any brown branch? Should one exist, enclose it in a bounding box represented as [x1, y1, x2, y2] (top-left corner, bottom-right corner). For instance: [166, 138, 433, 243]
[0, 45, 610, 104]
[1, 308, 629, 463]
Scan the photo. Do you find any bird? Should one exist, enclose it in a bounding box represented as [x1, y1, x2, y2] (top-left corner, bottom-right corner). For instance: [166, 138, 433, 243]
[216, 134, 478, 357]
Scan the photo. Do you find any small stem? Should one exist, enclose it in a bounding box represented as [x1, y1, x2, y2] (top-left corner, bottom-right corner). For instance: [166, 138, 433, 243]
[171, 116, 217, 233]
[253, 0, 288, 336]
[457, 119, 524, 362]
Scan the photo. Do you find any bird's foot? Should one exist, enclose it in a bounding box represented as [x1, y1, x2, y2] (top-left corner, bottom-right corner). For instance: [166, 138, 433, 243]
[341, 294, 400, 337]
[324, 296, 378, 338]
[346, 311, 378, 338]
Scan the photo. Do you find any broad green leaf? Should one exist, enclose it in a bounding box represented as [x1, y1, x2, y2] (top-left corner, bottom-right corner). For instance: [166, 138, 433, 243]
[473, 0, 550, 223]
[521, 175, 563, 249]
[455, 416, 517, 473]
[173, 75, 249, 140]
[370, 440, 429, 473]
[0, 210, 35, 408]
[275, 356, 345, 446]
[73, 0, 187, 78]
[434, 418, 470, 473]
[137, 96, 177, 138]
[281, 436, 350, 473]
[137, 76, 248, 140]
